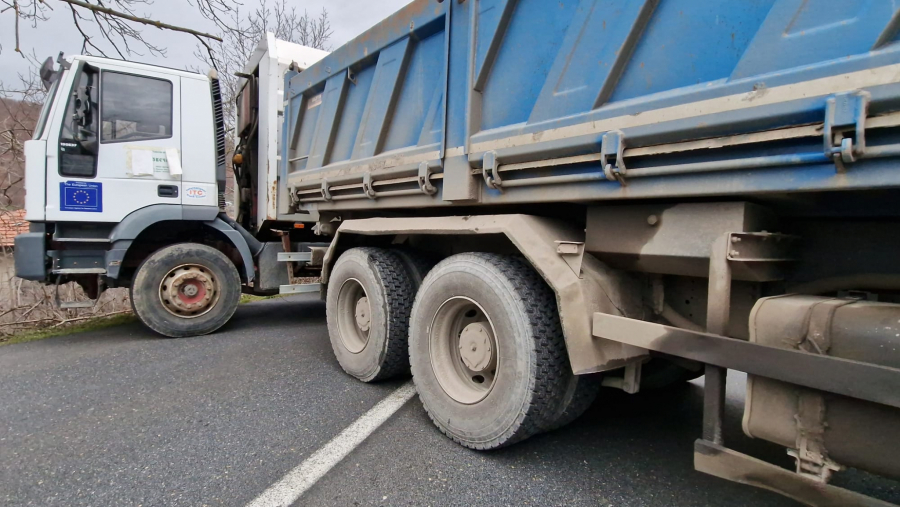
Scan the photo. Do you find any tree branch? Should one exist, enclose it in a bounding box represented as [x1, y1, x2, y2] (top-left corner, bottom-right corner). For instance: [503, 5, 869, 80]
[13, 0, 22, 55]
[194, 33, 219, 71]
[69, 4, 107, 56]
[58, 0, 223, 42]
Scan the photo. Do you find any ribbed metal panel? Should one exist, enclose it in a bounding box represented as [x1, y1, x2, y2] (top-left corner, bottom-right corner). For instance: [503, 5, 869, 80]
[210, 77, 227, 211]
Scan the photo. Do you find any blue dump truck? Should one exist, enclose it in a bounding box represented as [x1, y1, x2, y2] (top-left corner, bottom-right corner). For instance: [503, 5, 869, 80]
[17, 1, 900, 503]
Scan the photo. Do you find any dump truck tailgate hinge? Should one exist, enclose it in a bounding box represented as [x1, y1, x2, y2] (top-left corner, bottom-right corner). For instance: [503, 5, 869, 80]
[601, 130, 627, 185]
[824, 91, 870, 172]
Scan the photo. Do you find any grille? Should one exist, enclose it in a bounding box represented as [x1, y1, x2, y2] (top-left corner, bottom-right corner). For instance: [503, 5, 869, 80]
[210, 76, 227, 211]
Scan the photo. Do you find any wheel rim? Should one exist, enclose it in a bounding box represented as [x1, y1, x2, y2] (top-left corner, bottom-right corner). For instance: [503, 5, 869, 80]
[158, 264, 220, 318]
[337, 278, 371, 354]
[429, 297, 499, 404]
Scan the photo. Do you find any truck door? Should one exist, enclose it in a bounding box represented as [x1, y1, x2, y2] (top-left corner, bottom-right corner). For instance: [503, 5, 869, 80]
[45, 62, 182, 222]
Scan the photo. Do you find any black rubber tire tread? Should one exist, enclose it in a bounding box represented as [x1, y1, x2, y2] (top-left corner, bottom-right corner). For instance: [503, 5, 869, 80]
[409, 253, 570, 450]
[326, 247, 416, 382]
[541, 374, 601, 432]
[391, 248, 436, 289]
[130, 243, 241, 338]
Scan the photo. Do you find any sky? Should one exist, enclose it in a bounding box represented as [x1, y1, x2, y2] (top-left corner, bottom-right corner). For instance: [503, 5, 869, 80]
[0, 0, 413, 84]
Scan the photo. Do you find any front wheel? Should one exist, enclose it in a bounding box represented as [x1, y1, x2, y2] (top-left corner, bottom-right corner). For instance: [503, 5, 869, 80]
[131, 243, 241, 338]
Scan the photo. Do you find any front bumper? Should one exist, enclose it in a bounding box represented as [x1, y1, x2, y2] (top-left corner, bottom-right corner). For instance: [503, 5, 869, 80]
[14, 224, 47, 281]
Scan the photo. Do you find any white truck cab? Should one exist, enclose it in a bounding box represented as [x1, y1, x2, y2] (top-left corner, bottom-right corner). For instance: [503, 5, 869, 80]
[16, 37, 327, 337]
[26, 55, 219, 224]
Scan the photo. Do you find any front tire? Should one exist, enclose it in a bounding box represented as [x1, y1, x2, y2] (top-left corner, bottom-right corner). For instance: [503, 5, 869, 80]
[409, 253, 569, 449]
[131, 243, 241, 338]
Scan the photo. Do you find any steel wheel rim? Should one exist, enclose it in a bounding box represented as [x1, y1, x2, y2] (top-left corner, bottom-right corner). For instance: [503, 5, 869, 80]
[337, 278, 371, 354]
[429, 296, 499, 404]
[158, 264, 220, 319]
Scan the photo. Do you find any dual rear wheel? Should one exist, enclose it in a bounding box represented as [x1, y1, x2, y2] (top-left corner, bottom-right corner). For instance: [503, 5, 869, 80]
[326, 248, 600, 449]
[325, 247, 416, 382]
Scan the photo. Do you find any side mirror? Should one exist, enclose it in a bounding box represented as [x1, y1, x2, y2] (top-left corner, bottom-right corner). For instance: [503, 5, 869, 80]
[39, 57, 58, 91]
[71, 85, 94, 137]
[72, 86, 93, 127]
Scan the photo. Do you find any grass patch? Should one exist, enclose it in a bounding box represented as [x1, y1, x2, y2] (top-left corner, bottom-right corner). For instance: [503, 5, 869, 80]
[0, 313, 137, 347]
[0, 292, 298, 347]
[239, 294, 281, 304]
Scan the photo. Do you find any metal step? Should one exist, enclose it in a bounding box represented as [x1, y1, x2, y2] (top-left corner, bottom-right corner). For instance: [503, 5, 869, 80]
[279, 283, 322, 295]
[53, 237, 111, 243]
[59, 300, 96, 309]
[51, 268, 107, 275]
[277, 251, 312, 262]
[52, 272, 103, 310]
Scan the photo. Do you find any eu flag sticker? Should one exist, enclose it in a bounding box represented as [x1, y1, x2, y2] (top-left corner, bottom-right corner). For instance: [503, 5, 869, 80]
[60, 181, 102, 213]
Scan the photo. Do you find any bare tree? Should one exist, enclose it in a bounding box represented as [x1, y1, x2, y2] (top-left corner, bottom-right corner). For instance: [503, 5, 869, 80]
[195, 0, 332, 131]
[1, 0, 225, 60]
[192, 0, 331, 215]
[0, 55, 43, 209]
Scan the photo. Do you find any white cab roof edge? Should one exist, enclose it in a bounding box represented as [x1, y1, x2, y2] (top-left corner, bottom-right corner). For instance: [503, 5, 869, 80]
[71, 55, 210, 81]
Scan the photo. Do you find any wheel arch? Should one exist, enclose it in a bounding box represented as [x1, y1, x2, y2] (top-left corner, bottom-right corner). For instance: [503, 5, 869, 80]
[105, 205, 255, 284]
[323, 215, 649, 374]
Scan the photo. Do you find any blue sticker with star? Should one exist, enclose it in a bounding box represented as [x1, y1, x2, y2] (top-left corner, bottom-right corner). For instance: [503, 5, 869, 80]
[60, 181, 102, 213]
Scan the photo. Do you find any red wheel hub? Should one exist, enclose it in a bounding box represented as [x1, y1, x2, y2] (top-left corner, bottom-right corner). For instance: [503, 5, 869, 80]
[158, 264, 220, 318]
[177, 279, 208, 305]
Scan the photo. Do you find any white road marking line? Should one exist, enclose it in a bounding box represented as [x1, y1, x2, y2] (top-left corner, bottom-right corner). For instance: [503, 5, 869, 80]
[246, 381, 417, 507]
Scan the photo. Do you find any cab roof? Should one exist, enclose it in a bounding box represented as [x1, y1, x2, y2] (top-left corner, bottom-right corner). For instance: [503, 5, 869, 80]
[70, 54, 210, 81]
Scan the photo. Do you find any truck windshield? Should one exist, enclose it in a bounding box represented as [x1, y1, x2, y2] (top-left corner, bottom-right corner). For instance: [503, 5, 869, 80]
[32, 76, 61, 140]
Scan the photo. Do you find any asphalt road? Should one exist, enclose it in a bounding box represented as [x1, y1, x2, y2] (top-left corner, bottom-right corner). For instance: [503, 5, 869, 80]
[1, 295, 898, 506]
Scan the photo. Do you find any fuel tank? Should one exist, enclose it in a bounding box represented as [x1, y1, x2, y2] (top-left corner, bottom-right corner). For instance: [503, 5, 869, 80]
[744, 295, 900, 479]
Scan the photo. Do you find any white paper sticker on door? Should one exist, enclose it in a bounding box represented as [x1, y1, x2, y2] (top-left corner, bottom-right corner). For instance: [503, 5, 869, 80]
[165, 148, 183, 176]
[129, 147, 175, 178]
[131, 149, 154, 176]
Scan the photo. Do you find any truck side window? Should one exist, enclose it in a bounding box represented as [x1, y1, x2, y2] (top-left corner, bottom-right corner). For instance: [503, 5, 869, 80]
[59, 65, 99, 178]
[100, 71, 172, 143]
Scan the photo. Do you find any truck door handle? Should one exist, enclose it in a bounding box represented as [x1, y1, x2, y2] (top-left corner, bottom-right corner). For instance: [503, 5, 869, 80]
[158, 185, 179, 198]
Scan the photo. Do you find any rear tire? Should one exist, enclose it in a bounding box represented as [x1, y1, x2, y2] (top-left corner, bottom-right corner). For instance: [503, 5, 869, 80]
[326, 247, 415, 382]
[542, 374, 601, 432]
[392, 248, 435, 289]
[409, 253, 569, 449]
[131, 243, 241, 338]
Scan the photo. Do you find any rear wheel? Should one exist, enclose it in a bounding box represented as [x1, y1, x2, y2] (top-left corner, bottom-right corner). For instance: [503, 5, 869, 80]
[131, 243, 241, 338]
[542, 374, 601, 432]
[392, 248, 435, 288]
[409, 253, 569, 449]
[326, 247, 415, 382]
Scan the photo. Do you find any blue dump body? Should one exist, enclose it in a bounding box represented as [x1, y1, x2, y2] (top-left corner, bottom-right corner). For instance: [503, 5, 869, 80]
[281, 0, 900, 214]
